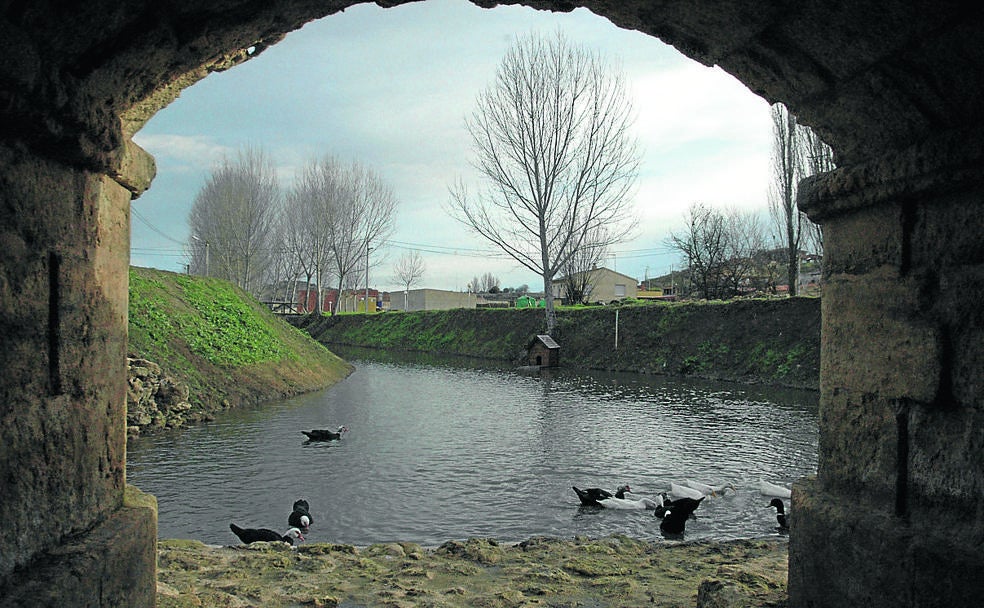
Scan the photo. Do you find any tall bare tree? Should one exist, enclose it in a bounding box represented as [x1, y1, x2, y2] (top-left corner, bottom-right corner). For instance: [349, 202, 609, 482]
[323, 158, 397, 314]
[800, 127, 835, 263]
[188, 146, 279, 295]
[769, 103, 804, 296]
[769, 103, 836, 295]
[284, 159, 339, 314]
[449, 30, 640, 334]
[392, 250, 425, 310]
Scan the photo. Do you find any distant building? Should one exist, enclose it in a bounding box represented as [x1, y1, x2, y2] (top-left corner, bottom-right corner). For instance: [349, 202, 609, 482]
[550, 266, 638, 304]
[391, 288, 479, 311]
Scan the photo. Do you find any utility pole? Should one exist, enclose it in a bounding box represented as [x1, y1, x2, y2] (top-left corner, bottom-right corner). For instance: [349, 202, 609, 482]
[365, 244, 372, 313]
[191, 235, 209, 277]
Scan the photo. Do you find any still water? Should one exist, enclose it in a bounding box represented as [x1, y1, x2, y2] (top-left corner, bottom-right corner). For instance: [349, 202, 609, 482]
[127, 349, 818, 547]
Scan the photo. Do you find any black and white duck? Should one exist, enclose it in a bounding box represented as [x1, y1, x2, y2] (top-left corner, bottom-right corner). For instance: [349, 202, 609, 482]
[288, 499, 312, 530]
[572, 484, 631, 507]
[302, 425, 349, 441]
[230, 523, 305, 545]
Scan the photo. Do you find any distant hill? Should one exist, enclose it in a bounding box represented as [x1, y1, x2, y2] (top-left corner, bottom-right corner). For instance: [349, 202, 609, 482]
[127, 267, 352, 433]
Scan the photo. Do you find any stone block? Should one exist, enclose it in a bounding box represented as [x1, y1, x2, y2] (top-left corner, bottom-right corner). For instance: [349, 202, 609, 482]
[821, 269, 941, 402]
[822, 204, 904, 276]
[791, 478, 984, 608]
[0, 485, 157, 608]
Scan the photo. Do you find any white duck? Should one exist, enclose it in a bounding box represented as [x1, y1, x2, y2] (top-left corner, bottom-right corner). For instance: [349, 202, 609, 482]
[598, 492, 663, 510]
[669, 481, 705, 500]
[684, 479, 737, 497]
[758, 479, 792, 498]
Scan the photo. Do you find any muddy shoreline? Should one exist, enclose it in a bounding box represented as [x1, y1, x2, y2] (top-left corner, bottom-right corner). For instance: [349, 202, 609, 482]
[157, 535, 789, 607]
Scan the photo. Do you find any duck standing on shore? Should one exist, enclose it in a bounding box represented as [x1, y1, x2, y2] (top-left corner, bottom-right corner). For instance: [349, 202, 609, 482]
[230, 524, 305, 545]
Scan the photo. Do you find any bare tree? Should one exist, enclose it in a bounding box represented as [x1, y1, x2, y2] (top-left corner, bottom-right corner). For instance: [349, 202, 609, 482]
[188, 146, 279, 294]
[719, 208, 766, 297]
[667, 202, 729, 300]
[449, 30, 640, 334]
[769, 103, 804, 296]
[393, 250, 425, 296]
[481, 272, 501, 293]
[284, 160, 339, 314]
[323, 158, 397, 314]
[800, 127, 835, 262]
[264, 214, 304, 309]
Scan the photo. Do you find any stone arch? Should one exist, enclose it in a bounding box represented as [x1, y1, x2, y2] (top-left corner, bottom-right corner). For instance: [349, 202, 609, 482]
[1, 2, 981, 606]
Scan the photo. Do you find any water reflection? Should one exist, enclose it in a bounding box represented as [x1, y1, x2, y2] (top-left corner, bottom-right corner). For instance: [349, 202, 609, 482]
[127, 348, 817, 546]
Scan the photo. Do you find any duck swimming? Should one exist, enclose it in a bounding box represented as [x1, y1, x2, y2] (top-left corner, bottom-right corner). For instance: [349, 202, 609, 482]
[684, 479, 737, 497]
[669, 481, 705, 500]
[302, 425, 349, 441]
[758, 479, 792, 498]
[288, 499, 312, 531]
[572, 485, 631, 507]
[658, 495, 705, 535]
[768, 498, 789, 529]
[597, 493, 662, 510]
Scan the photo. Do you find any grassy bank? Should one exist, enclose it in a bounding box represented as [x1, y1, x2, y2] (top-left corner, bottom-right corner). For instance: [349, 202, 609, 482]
[293, 297, 820, 390]
[127, 267, 352, 429]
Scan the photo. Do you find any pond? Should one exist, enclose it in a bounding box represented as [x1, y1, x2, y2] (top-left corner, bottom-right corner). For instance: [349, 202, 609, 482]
[126, 348, 818, 546]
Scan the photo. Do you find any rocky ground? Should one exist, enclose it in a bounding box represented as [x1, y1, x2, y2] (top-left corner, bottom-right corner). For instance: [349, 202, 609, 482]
[156, 535, 789, 607]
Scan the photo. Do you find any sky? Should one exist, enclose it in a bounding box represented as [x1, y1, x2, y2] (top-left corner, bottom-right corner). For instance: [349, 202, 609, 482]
[130, 0, 775, 293]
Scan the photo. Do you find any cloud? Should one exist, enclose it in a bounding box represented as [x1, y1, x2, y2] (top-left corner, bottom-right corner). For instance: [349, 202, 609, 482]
[133, 134, 235, 172]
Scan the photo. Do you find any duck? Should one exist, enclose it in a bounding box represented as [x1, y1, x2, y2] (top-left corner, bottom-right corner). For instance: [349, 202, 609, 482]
[684, 479, 737, 497]
[658, 495, 705, 535]
[758, 479, 792, 498]
[768, 498, 789, 529]
[653, 494, 703, 519]
[288, 499, 312, 530]
[669, 481, 705, 500]
[572, 484, 631, 507]
[302, 425, 349, 441]
[598, 493, 662, 510]
[230, 523, 305, 545]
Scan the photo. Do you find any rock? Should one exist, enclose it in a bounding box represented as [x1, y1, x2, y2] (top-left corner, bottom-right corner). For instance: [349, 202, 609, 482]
[126, 356, 196, 435]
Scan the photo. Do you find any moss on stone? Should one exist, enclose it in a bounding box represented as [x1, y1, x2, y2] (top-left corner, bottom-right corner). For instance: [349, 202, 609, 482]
[157, 536, 789, 607]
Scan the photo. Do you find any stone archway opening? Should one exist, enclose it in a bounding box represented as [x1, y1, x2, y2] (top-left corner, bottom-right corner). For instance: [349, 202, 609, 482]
[1, 2, 982, 607]
[127, 0, 782, 292]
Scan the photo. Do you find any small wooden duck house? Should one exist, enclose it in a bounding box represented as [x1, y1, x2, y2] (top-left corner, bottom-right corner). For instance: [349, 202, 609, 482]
[527, 334, 560, 367]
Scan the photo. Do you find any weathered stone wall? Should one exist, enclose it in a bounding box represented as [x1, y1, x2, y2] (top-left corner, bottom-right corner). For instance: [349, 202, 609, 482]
[790, 126, 984, 605]
[0, 141, 157, 604]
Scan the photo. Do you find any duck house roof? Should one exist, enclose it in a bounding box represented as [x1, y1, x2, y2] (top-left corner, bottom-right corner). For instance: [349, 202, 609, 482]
[531, 334, 560, 349]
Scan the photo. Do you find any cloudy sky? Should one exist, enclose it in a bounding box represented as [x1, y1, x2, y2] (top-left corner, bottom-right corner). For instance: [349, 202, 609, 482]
[130, 0, 774, 292]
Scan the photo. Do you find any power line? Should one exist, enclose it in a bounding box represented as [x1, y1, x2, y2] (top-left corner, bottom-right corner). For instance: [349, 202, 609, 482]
[131, 208, 187, 245]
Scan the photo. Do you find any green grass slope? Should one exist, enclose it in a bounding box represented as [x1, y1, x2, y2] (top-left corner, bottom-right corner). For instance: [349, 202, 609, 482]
[294, 297, 820, 390]
[128, 267, 352, 415]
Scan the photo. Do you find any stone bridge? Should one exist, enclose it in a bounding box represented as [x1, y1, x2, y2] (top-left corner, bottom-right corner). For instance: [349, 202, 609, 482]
[1, 1, 981, 606]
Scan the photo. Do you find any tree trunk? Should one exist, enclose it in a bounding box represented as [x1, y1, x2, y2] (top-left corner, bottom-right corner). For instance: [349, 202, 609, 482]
[542, 273, 557, 334]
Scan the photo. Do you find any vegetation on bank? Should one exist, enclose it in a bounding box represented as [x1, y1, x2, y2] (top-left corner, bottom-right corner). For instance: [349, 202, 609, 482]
[128, 267, 352, 428]
[293, 297, 821, 390]
[157, 536, 789, 608]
